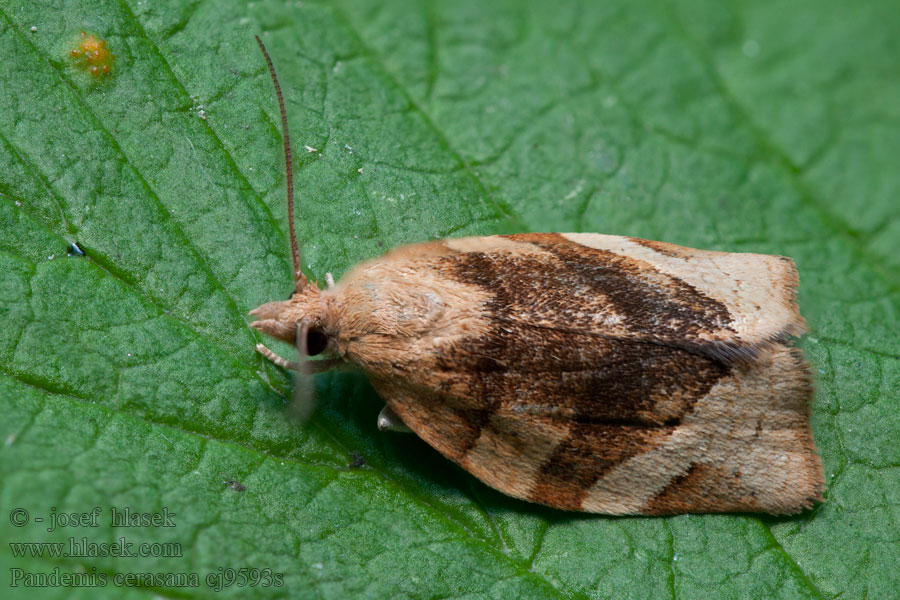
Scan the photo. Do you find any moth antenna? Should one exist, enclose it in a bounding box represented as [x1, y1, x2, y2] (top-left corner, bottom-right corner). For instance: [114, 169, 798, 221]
[287, 319, 316, 423]
[256, 35, 308, 292]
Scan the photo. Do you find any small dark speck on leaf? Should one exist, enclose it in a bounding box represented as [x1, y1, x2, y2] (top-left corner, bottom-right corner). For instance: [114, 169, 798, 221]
[223, 478, 246, 492]
[347, 452, 367, 469]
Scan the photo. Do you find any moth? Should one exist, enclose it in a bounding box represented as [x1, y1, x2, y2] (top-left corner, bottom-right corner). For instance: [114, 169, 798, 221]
[250, 38, 824, 515]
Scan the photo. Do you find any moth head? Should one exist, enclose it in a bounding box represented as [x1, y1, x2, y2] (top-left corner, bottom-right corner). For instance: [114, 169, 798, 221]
[249, 284, 332, 356]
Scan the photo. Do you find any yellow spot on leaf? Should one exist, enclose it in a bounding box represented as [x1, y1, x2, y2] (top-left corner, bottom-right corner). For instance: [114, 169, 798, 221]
[69, 31, 114, 78]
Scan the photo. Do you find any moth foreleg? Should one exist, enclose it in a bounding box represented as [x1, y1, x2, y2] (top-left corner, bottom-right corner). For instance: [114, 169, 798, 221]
[255, 343, 341, 373]
[256, 343, 300, 370]
[377, 405, 413, 433]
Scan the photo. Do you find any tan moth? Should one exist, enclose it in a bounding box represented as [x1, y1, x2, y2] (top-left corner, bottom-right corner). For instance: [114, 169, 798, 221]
[250, 38, 824, 515]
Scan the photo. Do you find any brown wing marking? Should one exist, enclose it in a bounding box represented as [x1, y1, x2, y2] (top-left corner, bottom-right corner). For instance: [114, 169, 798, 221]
[565, 233, 807, 354]
[528, 423, 674, 510]
[369, 338, 820, 514]
[582, 347, 823, 514]
[445, 233, 758, 364]
[370, 337, 731, 511]
[640, 462, 745, 515]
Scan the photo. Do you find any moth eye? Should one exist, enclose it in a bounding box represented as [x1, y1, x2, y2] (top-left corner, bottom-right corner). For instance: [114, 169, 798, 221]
[306, 328, 328, 356]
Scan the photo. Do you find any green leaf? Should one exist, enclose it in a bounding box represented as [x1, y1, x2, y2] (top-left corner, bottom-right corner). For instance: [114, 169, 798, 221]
[1, 0, 898, 598]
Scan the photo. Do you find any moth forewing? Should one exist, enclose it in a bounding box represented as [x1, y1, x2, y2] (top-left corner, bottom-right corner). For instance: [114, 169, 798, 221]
[248, 40, 824, 516]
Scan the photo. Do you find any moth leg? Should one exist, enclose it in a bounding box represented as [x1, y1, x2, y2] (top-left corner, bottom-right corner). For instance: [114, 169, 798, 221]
[377, 405, 413, 433]
[256, 344, 341, 373]
[325, 272, 335, 289]
[256, 343, 301, 370]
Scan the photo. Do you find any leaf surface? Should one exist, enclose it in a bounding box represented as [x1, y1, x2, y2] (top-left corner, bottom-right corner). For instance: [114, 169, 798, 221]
[1, 0, 898, 598]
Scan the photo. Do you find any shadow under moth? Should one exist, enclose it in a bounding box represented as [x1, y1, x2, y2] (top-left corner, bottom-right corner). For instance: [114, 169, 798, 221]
[249, 38, 824, 515]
